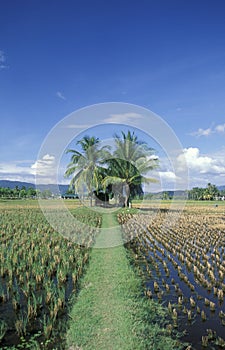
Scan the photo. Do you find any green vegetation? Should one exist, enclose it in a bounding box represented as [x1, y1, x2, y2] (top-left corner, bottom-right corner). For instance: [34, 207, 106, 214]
[0, 204, 101, 349]
[0, 185, 53, 199]
[1, 199, 225, 349]
[65, 131, 158, 207]
[102, 131, 158, 207]
[65, 135, 110, 207]
[0, 185, 37, 198]
[188, 182, 225, 200]
[66, 211, 183, 350]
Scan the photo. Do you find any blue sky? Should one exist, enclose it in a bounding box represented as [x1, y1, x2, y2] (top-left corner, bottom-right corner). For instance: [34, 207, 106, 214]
[0, 0, 225, 189]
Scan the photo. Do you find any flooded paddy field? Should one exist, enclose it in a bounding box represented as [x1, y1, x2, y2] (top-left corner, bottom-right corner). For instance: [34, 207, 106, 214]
[120, 202, 225, 349]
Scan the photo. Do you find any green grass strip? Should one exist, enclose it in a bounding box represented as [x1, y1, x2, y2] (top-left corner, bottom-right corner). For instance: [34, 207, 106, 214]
[66, 212, 183, 350]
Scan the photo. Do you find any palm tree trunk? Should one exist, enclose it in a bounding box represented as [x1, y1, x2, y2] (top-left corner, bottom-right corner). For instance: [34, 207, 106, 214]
[124, 183, 130, 207]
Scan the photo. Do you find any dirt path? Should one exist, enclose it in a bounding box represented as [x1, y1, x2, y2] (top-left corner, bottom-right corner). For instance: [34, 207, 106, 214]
[66, 212, 140, 350]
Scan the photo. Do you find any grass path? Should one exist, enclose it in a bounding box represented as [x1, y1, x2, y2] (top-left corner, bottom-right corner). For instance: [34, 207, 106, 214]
[66, 211, 182, 350]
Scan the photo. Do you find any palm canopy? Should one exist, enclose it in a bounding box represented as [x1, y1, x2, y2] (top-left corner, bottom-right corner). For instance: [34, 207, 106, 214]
[102, 131, 158, 206]
[64, 136, 110, 206]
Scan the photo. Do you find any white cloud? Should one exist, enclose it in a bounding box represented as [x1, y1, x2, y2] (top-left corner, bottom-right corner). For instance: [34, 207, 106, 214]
[65, 124, 91, 129]
[31, 154, 55, 177]
[177, 147, 225, 175]
[159, 171, 177, 181]
[191, 122, 225, 137]
[0, 50, 8, 69]
[191, 127, 212, 137]
[0, 155, 56, 182]
[103, 112, 143, 123]
[0, 156, 69, 185]
[215, 123, 225, 133]
[56, 91, 66, 100]
[0, 161, 35, 183]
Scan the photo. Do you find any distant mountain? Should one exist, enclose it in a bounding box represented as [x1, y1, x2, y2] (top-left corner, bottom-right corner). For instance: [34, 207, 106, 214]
[38, 183, 69, 195]
[0, 180, 35, 189]
[218, 185, 225, 191]
[148, 190, 188, 199]
[0, 180, 69, 195]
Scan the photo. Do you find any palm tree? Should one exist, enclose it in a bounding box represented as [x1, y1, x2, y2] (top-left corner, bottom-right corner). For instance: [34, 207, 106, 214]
[64, 136, 110, 206]
[102, 131, 158, 207]
[203, 183, 219, 200]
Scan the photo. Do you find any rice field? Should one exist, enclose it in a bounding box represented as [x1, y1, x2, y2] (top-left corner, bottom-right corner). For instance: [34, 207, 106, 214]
[0, 202, 101, 349]
[1, 199, 225, 349]
[119, 202, 225, 349]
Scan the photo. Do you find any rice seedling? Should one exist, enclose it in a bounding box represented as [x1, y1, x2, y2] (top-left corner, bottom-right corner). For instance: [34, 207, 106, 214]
[168, 301, 172, 313]
[218, 288, 224, 301]
[172, 308, 178, 320]
[209, 301, 215, 311]
[189, 297, 196, 308]
[187, 310, 192, 321]
[153, 281, 159, 292]
[216, 336, 225, 347]
[15, 313, 28, 337]
[201, 335, 208, 347]
[204, 298, 210, 306]
[0, 204, 102, 348]
[201, 310, 207, 321]
[0, 320, 7, 341]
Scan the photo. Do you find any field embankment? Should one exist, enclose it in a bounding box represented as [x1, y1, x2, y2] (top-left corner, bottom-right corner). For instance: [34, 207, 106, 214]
[66, 211, 182, 350]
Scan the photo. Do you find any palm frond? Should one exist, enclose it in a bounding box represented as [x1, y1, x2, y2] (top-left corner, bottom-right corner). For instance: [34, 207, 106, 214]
[102, 176, 125, 189]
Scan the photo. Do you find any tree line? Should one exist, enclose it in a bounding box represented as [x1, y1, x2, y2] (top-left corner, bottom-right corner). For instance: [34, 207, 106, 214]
[188, 183, 225, 201]
[0, 186, 52, 199]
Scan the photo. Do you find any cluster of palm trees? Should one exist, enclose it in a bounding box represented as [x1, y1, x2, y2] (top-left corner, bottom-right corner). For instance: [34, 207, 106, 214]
[188, 183, 224, 201]
[64, 131, 158, 207]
